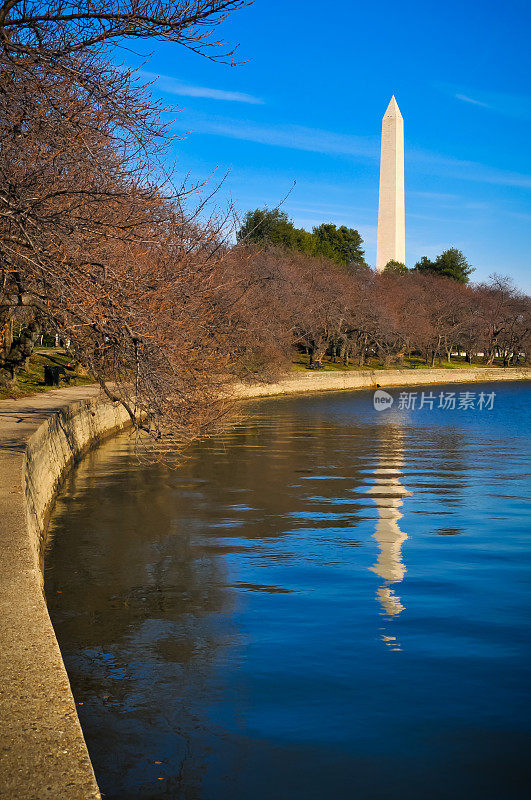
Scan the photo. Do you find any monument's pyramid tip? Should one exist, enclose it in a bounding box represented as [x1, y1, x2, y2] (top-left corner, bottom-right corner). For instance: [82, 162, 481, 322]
[384, 95, 402, 118]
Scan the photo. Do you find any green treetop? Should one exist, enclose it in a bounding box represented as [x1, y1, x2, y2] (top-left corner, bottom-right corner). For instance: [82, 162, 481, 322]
[311, 223, 367, 271]
[236, 209, 367, 271]
[236, 208, 314, 253]
[383, 259, 408, 275]
[413, 248, 474, 283]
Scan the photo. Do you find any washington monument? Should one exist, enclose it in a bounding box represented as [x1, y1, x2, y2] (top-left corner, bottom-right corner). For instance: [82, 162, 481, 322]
[376, 96, 405, 271]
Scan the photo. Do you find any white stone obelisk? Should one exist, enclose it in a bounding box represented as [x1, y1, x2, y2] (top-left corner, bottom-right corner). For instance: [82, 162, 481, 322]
[376, 96, 405, 271]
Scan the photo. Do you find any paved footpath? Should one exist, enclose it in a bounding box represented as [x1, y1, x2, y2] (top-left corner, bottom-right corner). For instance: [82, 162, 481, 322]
[0, 387, 103, 800]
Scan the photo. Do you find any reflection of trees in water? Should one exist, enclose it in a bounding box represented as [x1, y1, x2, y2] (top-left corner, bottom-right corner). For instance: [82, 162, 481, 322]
[46, 437, 241, 799]
[46, 405, 384, 797]
[185, 406, 377, 546]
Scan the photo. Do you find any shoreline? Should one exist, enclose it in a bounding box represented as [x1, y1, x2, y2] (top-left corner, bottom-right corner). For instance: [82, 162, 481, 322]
[233, 365, 531, 399]
[0, 366, 529, 798]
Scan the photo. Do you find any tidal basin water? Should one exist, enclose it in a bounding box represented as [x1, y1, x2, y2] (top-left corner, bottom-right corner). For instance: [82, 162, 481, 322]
[45, 382, 531, 800]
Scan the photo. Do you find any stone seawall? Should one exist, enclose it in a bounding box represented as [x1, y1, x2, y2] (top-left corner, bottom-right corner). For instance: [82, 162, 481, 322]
[0, 366, 529, 799]
[234, 366, 531, 399]
[0, 387, 131, 800]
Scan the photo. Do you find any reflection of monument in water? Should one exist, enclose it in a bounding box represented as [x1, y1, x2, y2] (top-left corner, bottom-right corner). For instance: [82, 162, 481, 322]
[367, 427, 411, 619]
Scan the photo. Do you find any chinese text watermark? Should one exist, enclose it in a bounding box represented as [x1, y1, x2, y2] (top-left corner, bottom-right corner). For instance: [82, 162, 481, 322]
[373, 388, 496, 412]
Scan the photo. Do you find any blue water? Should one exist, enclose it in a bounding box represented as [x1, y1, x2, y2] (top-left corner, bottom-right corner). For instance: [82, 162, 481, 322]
[45, 381, 531, 799]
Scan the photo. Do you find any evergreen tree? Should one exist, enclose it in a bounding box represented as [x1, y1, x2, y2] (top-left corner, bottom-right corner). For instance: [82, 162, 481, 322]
[434, 248, 474, 283]
[383, 260, 408, 275]
[414, 249, 473, 284]
[236, 209, 313, 253]
[413, 255, 435, 273]
[312, 223, 367, 270]
[236, 210, 368, 270]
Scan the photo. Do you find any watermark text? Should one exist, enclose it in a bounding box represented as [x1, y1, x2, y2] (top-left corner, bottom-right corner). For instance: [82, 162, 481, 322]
[374, 389, 496, 412]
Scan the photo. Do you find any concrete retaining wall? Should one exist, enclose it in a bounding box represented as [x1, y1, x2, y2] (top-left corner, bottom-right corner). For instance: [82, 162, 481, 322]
[0, 367, 529, 798]
[234, 366, 531, 399]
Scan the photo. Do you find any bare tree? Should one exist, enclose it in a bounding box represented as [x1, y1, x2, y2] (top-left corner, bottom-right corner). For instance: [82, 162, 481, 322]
[0, 0, 252, 440]
[0, 1, 250, 63]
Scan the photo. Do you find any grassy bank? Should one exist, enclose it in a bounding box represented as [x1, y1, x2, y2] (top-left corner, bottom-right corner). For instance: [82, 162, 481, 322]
[292, 355, 515, 372]
[0, 349, 95, 401]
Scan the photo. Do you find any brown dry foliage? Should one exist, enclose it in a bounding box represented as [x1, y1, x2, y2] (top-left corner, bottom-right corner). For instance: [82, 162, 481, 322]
[0, 0, 252, 438]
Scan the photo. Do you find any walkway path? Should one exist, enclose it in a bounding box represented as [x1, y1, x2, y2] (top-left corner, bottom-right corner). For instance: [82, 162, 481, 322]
[0, 386, 105, 800]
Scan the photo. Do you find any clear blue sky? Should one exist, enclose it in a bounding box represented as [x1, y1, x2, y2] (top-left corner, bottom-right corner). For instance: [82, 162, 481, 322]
[123, 0, 531, 289]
